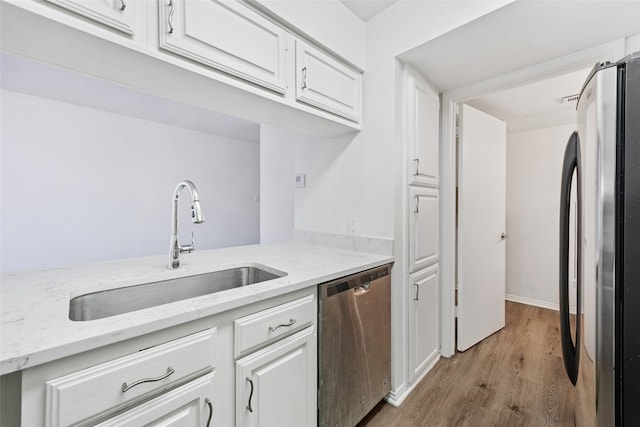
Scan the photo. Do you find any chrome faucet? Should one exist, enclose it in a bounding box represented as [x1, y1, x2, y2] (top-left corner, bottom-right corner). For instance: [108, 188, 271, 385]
[169, 180, 205, 269]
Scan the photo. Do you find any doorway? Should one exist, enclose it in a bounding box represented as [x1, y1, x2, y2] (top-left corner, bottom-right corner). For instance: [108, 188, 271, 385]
[451, 64, 600, 354]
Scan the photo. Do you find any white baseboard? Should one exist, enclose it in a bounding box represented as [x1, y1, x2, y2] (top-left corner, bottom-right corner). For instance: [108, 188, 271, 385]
[385, 354, 440, 407]
[505, 293, 577, 314]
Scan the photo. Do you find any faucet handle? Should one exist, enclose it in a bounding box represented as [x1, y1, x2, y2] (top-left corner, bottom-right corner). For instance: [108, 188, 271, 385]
[179, 232, 195, 254]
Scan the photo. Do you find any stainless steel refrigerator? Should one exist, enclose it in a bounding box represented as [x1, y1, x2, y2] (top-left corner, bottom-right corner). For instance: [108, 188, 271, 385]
[559, 51, 640, 426]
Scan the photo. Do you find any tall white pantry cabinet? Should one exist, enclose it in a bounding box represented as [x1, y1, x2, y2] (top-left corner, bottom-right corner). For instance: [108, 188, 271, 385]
[404, 66, 441, 383]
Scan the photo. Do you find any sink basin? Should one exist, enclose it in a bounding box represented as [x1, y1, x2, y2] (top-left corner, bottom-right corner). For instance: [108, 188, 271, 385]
[69, 266, 286, 321]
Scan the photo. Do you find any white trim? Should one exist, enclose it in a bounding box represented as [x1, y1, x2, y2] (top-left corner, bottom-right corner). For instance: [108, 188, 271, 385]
[440, 39, 624, 360]
[505, 294, 577, 315]
[385, 353, 440, 408]
[505, 294, 558, 311]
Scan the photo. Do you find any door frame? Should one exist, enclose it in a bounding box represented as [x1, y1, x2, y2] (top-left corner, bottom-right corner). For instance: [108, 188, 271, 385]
[439, 40, 624, 357]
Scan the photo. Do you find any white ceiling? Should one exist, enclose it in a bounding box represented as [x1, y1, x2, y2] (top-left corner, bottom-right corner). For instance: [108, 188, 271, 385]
[399, 1, 640, 92]
[340, 0, 397, 22]
[467, 67, 592, 133]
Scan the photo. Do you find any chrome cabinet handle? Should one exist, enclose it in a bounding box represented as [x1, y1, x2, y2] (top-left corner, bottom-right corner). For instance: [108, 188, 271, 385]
[168, 0, 175, 34]
[268, 318, 296, 333]
[413, 158, 419, 176]
[246, 377, 254, 413]
[121, 366, 175, 392]
[414, 283, 420, 301]
[301, 67, 307, 89]
[205, 398, 213, 427]
[119, 0, 126, 10]
[414, 195, 420, 213]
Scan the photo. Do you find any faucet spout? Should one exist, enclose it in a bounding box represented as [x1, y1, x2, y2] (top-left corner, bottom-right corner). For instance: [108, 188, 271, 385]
[169, 180, 205, 269]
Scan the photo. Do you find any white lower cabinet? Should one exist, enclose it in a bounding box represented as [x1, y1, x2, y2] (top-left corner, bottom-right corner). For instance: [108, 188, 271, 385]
[409, 263, 440, 378]
[95, 372, 216, 427]
[13, 290, 317, 427]
[236, 327, 316, 427]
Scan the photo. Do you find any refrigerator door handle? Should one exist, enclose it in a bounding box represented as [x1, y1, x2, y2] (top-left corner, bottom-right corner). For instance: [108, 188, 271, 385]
[559, 131, 582, 386]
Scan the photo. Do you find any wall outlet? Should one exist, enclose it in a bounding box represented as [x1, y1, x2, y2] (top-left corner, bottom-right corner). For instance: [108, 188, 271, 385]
[348, 217, 359, 236]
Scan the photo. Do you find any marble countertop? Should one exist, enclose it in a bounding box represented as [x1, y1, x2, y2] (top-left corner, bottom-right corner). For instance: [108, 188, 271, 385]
[0, 242, 393, 375]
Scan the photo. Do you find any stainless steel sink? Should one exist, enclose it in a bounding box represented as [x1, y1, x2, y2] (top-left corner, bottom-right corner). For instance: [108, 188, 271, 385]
[69, 266, 286, 321]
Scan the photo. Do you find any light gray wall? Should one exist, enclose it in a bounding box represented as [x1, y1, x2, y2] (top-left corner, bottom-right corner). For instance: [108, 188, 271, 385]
[259, 124, 295, 244]
[505, 123, 576, 309]
[1, 89, 260, 272]
[292, 1, 511, 240]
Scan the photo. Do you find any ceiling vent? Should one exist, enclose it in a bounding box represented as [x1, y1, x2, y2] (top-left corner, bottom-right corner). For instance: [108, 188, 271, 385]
[561, 94, 580, 104]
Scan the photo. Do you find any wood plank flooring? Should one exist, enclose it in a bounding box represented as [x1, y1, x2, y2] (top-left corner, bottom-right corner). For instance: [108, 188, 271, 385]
[358, 301, 576, 427]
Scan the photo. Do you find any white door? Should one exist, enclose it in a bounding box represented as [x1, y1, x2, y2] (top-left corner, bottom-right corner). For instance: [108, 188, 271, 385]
[457, 103, 507, 352]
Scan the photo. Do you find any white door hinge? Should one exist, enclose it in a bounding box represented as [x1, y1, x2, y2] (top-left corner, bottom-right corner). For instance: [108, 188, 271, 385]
[454, 306, 459, 318]
[455, 126, 461, 138]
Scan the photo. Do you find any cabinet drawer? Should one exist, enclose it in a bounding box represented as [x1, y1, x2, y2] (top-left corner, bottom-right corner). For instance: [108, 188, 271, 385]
[45, 328, 216, 427]
[234, 295, 314, 357]
[95, 372, 215, 426]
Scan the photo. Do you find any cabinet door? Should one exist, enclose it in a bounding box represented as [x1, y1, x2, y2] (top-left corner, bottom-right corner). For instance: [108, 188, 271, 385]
[409, 187, 439, 273]
[406, 67, 440, 187]
[295, 40, 361, 122]
[158, 0, 288, 94]
[409, 264, 440, 379]
[95, 372, 216, 427]
[44, 0, 135, 34]
[236, 327, 316, 427]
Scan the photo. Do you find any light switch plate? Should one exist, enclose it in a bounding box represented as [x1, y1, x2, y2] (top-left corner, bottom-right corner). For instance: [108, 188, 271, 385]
[295, 174, 306, 188]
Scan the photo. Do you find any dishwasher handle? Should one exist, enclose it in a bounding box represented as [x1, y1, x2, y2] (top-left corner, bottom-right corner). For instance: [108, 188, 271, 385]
[320, 265, 391, 299]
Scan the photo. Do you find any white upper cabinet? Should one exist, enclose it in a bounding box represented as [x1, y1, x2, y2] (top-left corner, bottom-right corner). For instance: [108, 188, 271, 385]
[409, 186, 439, 273]
[252, 0, 366, 71]
[406, 68, 440, 188]
[295, 40, 362, 122]
[44, 0, 135, 34]
[158, 0, 289, 94]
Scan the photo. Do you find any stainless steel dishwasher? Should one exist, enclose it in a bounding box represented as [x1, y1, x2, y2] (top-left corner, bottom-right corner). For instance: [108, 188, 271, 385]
[318, 264, 392, 427]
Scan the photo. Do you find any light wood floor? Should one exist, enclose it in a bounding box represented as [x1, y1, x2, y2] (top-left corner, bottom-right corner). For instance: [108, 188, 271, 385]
[358, 301, 576, 427]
